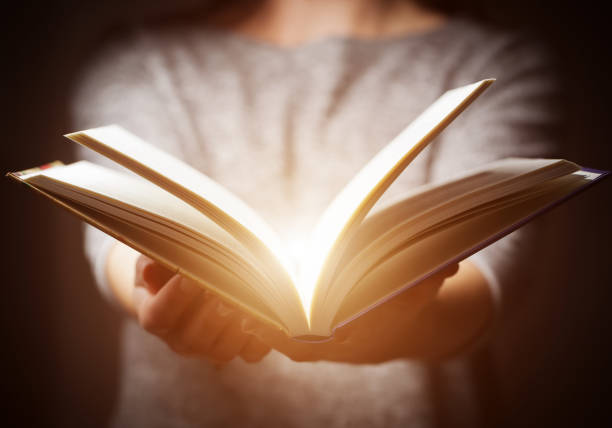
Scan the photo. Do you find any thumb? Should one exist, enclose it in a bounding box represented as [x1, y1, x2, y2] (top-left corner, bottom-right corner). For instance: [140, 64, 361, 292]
[437, 262, 460, 280]
[242, 318, 320, 362]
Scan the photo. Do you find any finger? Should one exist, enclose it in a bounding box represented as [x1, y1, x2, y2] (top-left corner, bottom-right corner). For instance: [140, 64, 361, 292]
[254, 327, 318, 362]
[143, 262, 176, 294]
[171, 293, 234, 355]
[240, 336, 271, 363]
[132, 285, 152, 316]
[411, 263, 461, 297]
[135, 255, 175, 294]
[208, 314, 251, 363]
[134, 255, 151, 289]
[281, 340, 321, 362]
[241, 318, 321, 362]
[138, 274, 202, 336]
[438, 262, 460, 279]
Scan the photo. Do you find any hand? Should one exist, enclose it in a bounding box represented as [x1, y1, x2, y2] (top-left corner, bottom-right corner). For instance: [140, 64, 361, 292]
[251, 263, 460, 364]
[132, 255, 271, 364]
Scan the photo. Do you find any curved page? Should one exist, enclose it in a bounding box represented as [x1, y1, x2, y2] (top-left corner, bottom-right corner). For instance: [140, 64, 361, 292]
[66, 126, 306, 332]
[22, 161, 308, 335]
[15, 178, 288, 333]
[305, 79, 495, 331]
[328, 171, 599, 334]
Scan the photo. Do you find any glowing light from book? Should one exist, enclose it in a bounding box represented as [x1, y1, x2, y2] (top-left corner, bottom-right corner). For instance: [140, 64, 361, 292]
[284, 235, 313, 313]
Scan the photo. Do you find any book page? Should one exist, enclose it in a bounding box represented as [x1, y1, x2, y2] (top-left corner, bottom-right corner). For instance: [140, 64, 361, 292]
[339, 158, 579, 268]
[33, 161, 251, 253]
[66, 126, 305, 325]
[314, 159, 579, 329]
[327, 171, 598, 333]
[304, 79, 494, 331]
[15, 161, 309, 335]
[26, 182, 288, 333]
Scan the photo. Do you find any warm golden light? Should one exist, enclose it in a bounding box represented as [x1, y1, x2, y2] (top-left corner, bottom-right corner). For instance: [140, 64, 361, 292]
[284, 235, 315, 320]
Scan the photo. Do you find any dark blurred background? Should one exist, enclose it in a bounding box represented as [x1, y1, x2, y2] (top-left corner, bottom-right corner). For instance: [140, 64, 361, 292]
[2, 1, 611, 427]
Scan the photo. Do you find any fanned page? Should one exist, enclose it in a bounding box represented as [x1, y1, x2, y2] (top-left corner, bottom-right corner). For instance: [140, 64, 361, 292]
[328, 167, 607, 332]
[304, 79, 494, 333]
[66, 127, 309, 335]
[314, 158, 582, 331]
[9, 161, 292, 331]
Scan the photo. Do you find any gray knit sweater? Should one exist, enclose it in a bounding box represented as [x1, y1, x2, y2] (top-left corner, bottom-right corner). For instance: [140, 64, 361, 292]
[72, 17, 563, 427]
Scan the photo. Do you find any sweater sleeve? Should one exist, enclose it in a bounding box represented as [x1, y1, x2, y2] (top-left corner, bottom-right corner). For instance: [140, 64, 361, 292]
[69, 30, 185, 303]
[430, 32, 565, 317]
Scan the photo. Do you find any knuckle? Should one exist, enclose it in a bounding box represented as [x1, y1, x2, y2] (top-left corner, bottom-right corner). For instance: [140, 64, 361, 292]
[139, 311, 167, 335]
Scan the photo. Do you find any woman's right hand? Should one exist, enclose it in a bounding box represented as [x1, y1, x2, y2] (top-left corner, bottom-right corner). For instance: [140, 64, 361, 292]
[130, 254, 271, 364]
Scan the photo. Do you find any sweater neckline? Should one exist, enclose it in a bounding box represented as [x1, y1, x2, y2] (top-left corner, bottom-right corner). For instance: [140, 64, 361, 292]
[200, 17, 461, 54]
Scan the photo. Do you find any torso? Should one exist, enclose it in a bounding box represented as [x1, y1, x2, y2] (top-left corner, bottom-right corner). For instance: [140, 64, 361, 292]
[73, 17, 559, 427]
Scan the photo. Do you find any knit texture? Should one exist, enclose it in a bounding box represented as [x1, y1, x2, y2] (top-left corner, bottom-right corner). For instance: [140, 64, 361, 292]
[72, 17, 562, 427]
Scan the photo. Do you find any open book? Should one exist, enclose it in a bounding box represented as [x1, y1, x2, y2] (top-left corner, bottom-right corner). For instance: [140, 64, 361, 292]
[8, 80, 608, 339]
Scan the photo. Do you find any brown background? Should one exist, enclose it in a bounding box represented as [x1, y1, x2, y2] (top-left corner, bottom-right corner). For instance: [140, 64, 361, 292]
[2, 1, 611, 427]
